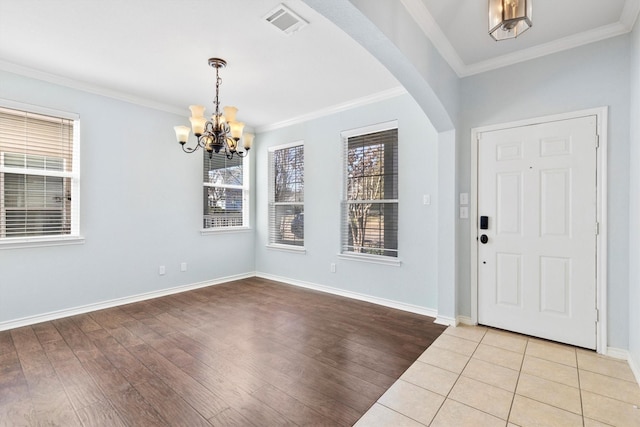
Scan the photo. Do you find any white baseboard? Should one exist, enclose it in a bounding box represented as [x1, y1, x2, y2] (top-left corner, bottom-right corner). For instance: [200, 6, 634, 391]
[256, 272, 439, 319]
[606, 347, 640, 387]
[628, 352, 640, 386]
[0, 272, 255, 332]
[434, 316, 456, 326]
[606, 347, 629, 360]
[456, 316, 475, 326]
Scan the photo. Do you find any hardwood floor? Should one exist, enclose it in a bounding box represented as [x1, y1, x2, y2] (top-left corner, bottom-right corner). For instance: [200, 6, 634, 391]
[0, 277, 446, 426]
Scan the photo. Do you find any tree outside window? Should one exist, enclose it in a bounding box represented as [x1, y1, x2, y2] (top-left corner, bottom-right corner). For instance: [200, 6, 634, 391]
[343, 127, 398, 257]
[269, 142, 304, 246]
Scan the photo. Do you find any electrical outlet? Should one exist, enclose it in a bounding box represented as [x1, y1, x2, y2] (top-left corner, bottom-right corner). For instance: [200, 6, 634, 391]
[423, 194, 431, 205]
[159, 265, 166, 275]
[180, 262, 187, 272]
[330, 263, 336, 273]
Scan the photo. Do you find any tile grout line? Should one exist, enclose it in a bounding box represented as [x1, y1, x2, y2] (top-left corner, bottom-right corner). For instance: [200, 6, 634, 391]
[425, 327, 501, 426]
[504, 336, 529, 425]
[575, 348, 587, 427]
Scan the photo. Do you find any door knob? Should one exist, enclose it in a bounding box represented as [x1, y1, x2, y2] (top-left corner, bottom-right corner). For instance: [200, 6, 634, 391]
[480, 234, 489, 244]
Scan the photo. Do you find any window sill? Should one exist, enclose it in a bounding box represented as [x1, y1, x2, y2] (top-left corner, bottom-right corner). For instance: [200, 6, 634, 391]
[201, 226, 252, 236]
[338, 252, 402, 267]
[266, 244, 306, 254]
[0, 235, 85, 250]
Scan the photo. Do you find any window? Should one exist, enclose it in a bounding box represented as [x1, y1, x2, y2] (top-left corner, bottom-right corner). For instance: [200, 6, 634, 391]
[203, 152, 248, 230]
[268, 142, 304, 247]
[342, 123, 398, 258]
[0, 103, 80, 243]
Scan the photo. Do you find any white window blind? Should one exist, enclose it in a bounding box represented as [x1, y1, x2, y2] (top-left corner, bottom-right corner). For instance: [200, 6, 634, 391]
[203, 152, 247, 229]
[342, 126, 398, 257]
[268, 142, 304, 247]
[0, 105, 79, 240]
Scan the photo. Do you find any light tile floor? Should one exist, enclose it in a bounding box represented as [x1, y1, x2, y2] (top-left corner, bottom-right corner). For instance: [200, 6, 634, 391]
[355, 325, 640, 427]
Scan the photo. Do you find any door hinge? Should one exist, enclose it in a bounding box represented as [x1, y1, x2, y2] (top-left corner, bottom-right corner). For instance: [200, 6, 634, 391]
[595, 222, 600, 235]
[595, 308, 600, 322]
[595, 134, 600, 149]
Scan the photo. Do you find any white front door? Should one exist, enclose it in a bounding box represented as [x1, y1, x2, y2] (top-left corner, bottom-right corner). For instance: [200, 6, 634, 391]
[477, 116, 598, 349]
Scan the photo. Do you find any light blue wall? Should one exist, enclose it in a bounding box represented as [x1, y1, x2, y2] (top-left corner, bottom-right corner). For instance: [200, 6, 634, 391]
[0, 70, 256, 326]
[255, 94, 443, 311]
[459, 35, 631, 348]
[628, 20, 640, 375]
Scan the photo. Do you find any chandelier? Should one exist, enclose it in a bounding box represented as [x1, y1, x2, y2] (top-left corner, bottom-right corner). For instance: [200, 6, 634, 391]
[489, 0, 532, 41]
[174, 58, 254, 159]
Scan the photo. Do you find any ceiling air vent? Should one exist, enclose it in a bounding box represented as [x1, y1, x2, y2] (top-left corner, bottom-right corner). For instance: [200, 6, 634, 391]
[264, 4, 308, 35]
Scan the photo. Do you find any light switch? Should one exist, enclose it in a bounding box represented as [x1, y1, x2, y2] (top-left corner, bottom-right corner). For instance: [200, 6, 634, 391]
[460, 206, 469, 219]
[460, 193, 469, 206]
[423, 194, 431, 205]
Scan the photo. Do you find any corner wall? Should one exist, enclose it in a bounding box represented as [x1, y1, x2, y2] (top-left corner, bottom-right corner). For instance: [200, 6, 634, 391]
[628, 18, 640, 378]
[0, 71, 256, 328]
[255, 93, 445, 314]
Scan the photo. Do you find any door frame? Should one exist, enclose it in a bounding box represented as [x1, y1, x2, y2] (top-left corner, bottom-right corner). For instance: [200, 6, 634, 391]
[470, 107, 608, 354]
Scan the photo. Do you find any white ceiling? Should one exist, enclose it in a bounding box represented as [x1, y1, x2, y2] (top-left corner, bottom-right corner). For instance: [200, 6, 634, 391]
[0, 0, 638, 130]
[404, 0, 640, 76]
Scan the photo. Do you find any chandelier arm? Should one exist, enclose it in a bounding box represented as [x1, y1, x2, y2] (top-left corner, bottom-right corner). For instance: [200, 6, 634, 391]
[181, 143, 201, 154]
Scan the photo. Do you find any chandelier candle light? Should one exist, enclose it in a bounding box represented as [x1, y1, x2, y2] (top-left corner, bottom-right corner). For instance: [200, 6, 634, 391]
[174, 58, 254, 159]
[489, 0, 532, 41]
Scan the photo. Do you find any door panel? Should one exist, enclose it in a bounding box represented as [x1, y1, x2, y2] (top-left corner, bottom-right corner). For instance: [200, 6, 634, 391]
[478, 116, 597, 349]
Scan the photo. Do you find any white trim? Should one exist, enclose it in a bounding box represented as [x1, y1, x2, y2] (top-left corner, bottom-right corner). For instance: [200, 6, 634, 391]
[434, 316, 456, 326]
[0, 98, 80, 120]
[0, 272, 255, 332]
[256, 272, 438, 319]
[0, 235, 85, 250]
[0, 60, 184, 116]
[399, 0, 466, 77]
[258, 88, 407, 133]
[463, 22, 633, 77]
[605, 348, 640, 386]
[400, 0, 640, 78]
[266, 243, 306, 254]
[0, 62, 407, 135]
[267, 140, 304, 152]
[457, 316, 475, 326]
[606, 347, 630, 360]
[340, 120, 398, 139]
[200, 226, 252, 235]
[337, 252, 402, 267]
[470, 107, 608, 354]
[0, 99, 82, 244]
[629, 351, 640, 386]
[620, 0, 640, 31]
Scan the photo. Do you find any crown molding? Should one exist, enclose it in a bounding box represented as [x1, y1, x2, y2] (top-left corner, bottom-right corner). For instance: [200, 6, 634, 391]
[402, 0, 640, 78]
[399, 0, 466, 76]
[255, 86, 407, 133]
[621, 0, 640, 30]
[462, 21, 633, 77]
[0, 60, 185, 116]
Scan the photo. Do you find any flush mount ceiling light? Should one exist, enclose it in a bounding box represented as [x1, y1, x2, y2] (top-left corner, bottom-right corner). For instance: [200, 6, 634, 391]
[174, 58, 254, 159]
[489, 0, 532, 41]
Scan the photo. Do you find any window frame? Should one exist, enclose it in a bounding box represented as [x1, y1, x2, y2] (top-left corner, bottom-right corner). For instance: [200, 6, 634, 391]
[339, 121, 400, 266]
[267, 140, 305, 252]
[201, 149, 251, 235]
[0, 99, 83, 250]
